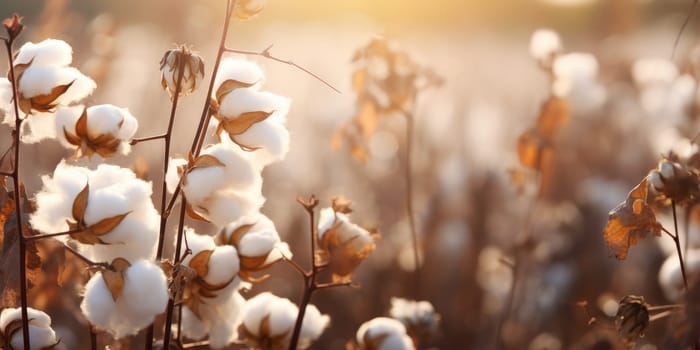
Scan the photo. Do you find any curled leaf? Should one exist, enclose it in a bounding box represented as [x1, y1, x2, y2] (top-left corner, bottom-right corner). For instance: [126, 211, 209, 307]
[188, 250, 213, 278]
[603, 179, 662, 260]
[101, 258, 131, 301]
[221, 110, 273, 135]
[72, 182, 89, 222]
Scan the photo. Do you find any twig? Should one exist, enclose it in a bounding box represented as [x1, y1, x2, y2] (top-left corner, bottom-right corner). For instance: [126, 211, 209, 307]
[90, 325, 97, 350]
[647, 304, 685, 311]
[671, 0, 698, 60]
[24, 227, 85, 241]
[224, 45, 341, 94]
[4, 30, 31, 350]
[402, 108, 421, 299]
[130, 134, 167, 145]
[146, 43, 187, 350]
[162, 197, 191, 350]
[672, 200, 689, 290]
[63, 244, 110, 269]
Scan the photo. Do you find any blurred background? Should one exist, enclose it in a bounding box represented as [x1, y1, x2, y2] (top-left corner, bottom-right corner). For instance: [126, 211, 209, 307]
[2, 0, 700, 349]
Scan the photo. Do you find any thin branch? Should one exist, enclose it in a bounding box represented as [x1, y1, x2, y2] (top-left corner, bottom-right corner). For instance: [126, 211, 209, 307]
[647, 304, 685, 311]
[649, 309, 675, 322]
[24, 228, 84, 241]
[672, 200, 689, 290]
[162, 197, 191, 350]
[224, 45, 341, 94]
[130, 134, 167, 145]
[402, 108, 421, 299]
[315, 281, 354, 290]
[63, 244, 110, 269]
[671, 0, 698, 60]
[90, 325, 97, 350]
[182, 340, 210, 349]
[0, 171, 11, 176]
[5, 32, 31, 350]
[284, 257, 310, 278]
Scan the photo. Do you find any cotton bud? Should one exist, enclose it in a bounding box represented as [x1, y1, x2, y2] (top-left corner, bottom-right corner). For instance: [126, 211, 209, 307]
[56, 104, 138, 158]
[529, 29, 562, 70]
[239, 292, 330, 350]
[355, 317, 415, 350]
[0, 307, 58, 350]
[81, 259, 168, 339]
[30, 162, 159, 262]
[160, 46, 205, 97]
[389, 298, 440, 342]
[2, 14, 24, 41]
[317, 198, 379, 282]
[234, 0, 266, 20]
[614, 295, 649, 348]
[217, 213, 291, 282]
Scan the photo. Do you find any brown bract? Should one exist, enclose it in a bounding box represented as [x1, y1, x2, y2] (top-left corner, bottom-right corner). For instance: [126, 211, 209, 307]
[239, 314, 290, 350]
[67, 183, 130, 245]
[10, 58, 74, 115]
[614, 295, 649, 348]
[211, 79, 272, 151]
[516, 96, 569, 170]
[63, 108, 122, 159]
[100, 257, 131, 301]
[160, 46, 205, 97]
[603, 179, 661, 260]
[179, 249, 236, 319]
[217, 223, 272, 283]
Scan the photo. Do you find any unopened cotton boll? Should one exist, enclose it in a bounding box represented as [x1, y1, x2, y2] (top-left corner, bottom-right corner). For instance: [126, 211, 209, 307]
[356, 317, 415, 350]
[81, 259, 169, 339]
[30, 162, 159, 262]
[317, 207, 377, 280]
[529, 29, 562, 67]
[0, 307, 58, 350]
[240, 292, 330, 350]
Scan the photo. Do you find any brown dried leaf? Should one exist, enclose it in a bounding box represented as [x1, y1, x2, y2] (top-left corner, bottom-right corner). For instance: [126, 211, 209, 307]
[190, 154, 225, 171]
[72, 182, 89, 222]
[189, 250, 213, 278]
[355, 100, 378, 138]
[221, 110, 273, 135]
[29, 81, 74, 112]
[75, 108, 88, 137]
[516, 129, 548, 169]
[363, 332, 390, 350]
[603, 179, 662, 260]
[185, 204, 210, 223]
[88, 212, 130, 236]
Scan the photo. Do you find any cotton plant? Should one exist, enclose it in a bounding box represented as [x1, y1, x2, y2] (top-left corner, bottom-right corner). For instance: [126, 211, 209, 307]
[80, 258, 169, 339]
[209, 58, 291, 168]
[166, 142, 264, 226]
[174, 228, 248, 348]
[389, 297, 440, 342]
[30, 162, 160, 262]
[0, 307, 59, 350]
[216, 212, 292, 282]
[0, 38, 96, 143]
[239, 292, 330, 350]
[351, 317, 415, 350]
[55, 104, 138, 158]
[631, 58, 696, 126]
[317, 197, 379, 282]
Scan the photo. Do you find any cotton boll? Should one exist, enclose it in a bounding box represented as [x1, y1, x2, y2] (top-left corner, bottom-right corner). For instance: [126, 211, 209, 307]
[356, 317, 415, 350]
[632, 58, 678, 88]
[204, 245, 241, 287]
[213, 58, 264, 92]
[552, 52, 605, 112]
[299, 304, 330, 347]
[15, 39, 73, 67]
[183, 166, 227, 204]
[18, 65, 84, 99]
[53, 67, 97, 105]
[31, 162, 89, 234]
[217, 89, 290, 119]
[202, 143, 259, 190]
[181, 229, 217, 264]
[529, 29, 562, 65]
[201, 190, 261, 227]
[266, 297, 298, 336]
[232, 119, 290, 166]
[317, 207, 338, 239]
[0, 307, 58, 350]
[19, 111, 60, 143]
[241, 292, 276, 336]
[86, 104, 139, 141]
[206, 292, 246, 349]
[81, 260, 168, 339]
[180, 306, 209, 340]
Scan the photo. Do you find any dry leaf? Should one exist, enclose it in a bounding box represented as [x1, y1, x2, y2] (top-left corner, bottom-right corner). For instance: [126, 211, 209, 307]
[101, 258, 131, 301]
[603, 179, 662, 260]
[188, 250, 213, 278]
[221, 110, 273, 135]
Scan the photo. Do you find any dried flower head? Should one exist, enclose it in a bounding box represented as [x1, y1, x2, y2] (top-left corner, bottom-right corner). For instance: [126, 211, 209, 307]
[81, 259, 169, 339]
[614, 295, 649, 347]
[239, 292, 330, 350]
[57, 104, 138, 158]
[160, 45, 205, 97]
[316, 199, 379, 282]
[234, 0, 266, 20]
[389, 298, 440, 342]
[2, 14, 24, 41]
[354, 317, 415, 350]
[216, 213, 291, 282]
[0, 307, 58, 350]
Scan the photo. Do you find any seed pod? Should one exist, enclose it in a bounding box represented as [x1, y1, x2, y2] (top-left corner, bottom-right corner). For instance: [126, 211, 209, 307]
[160, 45, 205, 97]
